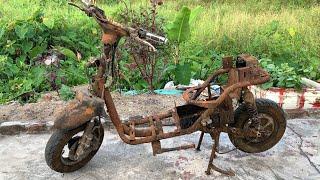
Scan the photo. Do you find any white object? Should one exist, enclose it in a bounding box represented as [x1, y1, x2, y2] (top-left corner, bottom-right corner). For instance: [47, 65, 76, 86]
[164, 81, 175, 90]
[301, 78, 320, 90]
[164, 79, 205, 90]
[211, 85, 221, 95]
[44, 54, 59, 66]
[190, 79, 204, 87]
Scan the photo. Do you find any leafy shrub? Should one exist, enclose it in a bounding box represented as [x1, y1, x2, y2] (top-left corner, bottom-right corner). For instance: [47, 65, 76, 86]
[0, 4, 100, 103]
[59, 84, 75, 101]
[260, 59, 302, 89]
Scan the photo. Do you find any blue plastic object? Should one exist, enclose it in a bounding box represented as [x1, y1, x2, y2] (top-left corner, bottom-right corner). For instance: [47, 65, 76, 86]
[123, 89, 183, 96]
[154, 89, 184, 95]
[123, 90, 140, 96]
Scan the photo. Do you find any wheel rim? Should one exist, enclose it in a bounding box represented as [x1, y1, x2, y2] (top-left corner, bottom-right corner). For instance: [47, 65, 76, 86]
[243, 113, 275, 143]
[60, 123, 103, 165]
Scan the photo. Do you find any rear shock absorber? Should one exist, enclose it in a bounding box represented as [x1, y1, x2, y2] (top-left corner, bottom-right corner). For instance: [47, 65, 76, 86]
[245, 103, 259, 126]
[242, 88, 260, 130]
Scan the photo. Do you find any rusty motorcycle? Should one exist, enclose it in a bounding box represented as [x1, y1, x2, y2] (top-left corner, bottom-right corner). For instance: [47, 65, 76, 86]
[45, 1, 286, 176]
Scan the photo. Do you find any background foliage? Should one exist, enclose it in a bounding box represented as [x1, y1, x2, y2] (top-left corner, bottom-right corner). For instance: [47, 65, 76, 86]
[0, 0, 319, 103]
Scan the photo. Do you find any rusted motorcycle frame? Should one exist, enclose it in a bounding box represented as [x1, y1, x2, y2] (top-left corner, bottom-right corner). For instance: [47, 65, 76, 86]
[46, 2, 286, 176]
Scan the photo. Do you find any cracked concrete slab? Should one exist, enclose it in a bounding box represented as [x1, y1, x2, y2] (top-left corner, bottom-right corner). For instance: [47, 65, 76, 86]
[0, 119, 319, 180]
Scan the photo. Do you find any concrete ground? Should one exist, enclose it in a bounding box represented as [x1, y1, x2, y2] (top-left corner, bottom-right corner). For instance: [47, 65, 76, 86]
[0, 119, 319, 180]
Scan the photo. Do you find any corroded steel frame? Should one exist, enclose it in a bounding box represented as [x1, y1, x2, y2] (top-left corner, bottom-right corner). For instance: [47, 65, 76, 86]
[63, 2, 271, 150]
[97, 61, 270, 146]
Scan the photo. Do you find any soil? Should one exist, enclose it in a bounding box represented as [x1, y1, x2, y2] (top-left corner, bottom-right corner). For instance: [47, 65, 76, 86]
[0, 85, 185, 123]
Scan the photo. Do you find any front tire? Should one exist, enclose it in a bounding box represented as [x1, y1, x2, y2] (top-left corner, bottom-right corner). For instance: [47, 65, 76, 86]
[45, 122, 104, 173]
[228, 99, 286, 153]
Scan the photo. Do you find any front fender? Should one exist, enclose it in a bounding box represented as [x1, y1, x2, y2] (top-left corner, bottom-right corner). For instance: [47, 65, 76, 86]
[54, 91, 105, 130]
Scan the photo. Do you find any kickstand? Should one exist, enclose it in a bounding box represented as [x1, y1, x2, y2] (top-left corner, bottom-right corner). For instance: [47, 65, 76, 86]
[205, 130, 235, 176]
[196, 131, 205, 151]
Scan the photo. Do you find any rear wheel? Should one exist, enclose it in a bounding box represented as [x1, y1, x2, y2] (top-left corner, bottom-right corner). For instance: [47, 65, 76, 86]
[45, 119, 104, 173]
[228, 99, 286, 153]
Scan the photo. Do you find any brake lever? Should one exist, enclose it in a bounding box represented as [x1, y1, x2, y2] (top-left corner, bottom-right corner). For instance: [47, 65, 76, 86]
[133, 36, 157, 52]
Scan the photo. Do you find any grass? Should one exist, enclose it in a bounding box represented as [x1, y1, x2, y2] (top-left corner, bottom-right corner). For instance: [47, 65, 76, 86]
[1, 0, 319, 61]
[158, 0, 320, 58]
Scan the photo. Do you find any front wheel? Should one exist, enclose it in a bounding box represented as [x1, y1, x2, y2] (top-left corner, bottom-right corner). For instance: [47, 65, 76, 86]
[45, 119, 104, 173]
[228, 99, 286, 153]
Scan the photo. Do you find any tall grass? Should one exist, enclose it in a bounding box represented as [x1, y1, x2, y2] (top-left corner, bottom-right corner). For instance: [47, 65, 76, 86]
[156, 0, 319, 61]
[1, 0, 318, 63]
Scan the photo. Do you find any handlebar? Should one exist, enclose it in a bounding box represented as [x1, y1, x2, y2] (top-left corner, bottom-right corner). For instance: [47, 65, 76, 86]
[68, 2, 168, 52]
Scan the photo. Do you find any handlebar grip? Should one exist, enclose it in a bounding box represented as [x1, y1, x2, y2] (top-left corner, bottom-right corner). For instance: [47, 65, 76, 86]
[146, 32, 168, 44]
[138, 29, 168, 44]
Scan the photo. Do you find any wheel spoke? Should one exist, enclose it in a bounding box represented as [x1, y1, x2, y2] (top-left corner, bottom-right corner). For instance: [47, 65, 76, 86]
[243, 113, 275, 143]
[261, 121, 272, 129]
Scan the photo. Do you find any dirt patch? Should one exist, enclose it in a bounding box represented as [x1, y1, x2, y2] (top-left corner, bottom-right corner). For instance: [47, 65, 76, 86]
[2, 85, 317, 126]
[0, 85, 184, 123]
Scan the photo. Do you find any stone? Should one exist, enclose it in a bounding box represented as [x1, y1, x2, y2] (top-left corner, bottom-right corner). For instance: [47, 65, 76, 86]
[0, 121, 27, 135]
[26, 122, 47, 134]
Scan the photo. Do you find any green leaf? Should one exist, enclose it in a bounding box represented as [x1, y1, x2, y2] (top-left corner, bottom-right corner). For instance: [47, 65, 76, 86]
[16, 55, 27, 68]
[21, 41, 34, 53]
[15, 24, 29, 39]
[310, 71, 317, 78]
[31, 66, 46, 87]
[4, 63, 19, 78]
[91, 28, 98, 35]
[163, 64, 176, 74]
[133, 80, 148, 90]
[0, 27, 5, 39]
[59, 85, 75, 101]
[56, 36, 72, 44]
[174, 63, 192, 85]
[79, 41, 91, 50]
[31, 9, 44, 22]
[29, 45, 46, 59]
[261, 81, 273, 90]
[286, 82, 295, 88]
[54, 46, 77, 60]
[43, 17, 55, 29]
[288, 27, 296, 37]
[189, 6, 203, 24]
[166, 6, 191, 43]
[22, 78, 33, 91]
[266, 64, 275, 69]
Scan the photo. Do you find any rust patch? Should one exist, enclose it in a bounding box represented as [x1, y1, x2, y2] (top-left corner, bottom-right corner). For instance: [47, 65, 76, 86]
[84, 107, 94, 116]
[102, 33, 118, 45]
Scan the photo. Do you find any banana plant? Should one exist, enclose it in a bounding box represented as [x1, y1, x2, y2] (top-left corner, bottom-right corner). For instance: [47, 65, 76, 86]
[166, 6, 203, 85]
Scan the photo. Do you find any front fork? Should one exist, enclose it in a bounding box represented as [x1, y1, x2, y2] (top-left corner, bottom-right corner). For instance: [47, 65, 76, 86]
[70, 117, 102, 161]
[70, 43, 122, 161]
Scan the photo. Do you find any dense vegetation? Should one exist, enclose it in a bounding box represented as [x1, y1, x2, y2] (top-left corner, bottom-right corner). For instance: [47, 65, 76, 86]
[0, 0, 319, 103]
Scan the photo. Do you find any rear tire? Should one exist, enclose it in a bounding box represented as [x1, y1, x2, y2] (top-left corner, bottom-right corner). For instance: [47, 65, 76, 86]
[228, 99, 286, 153]
[45, 122, 104, 173]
